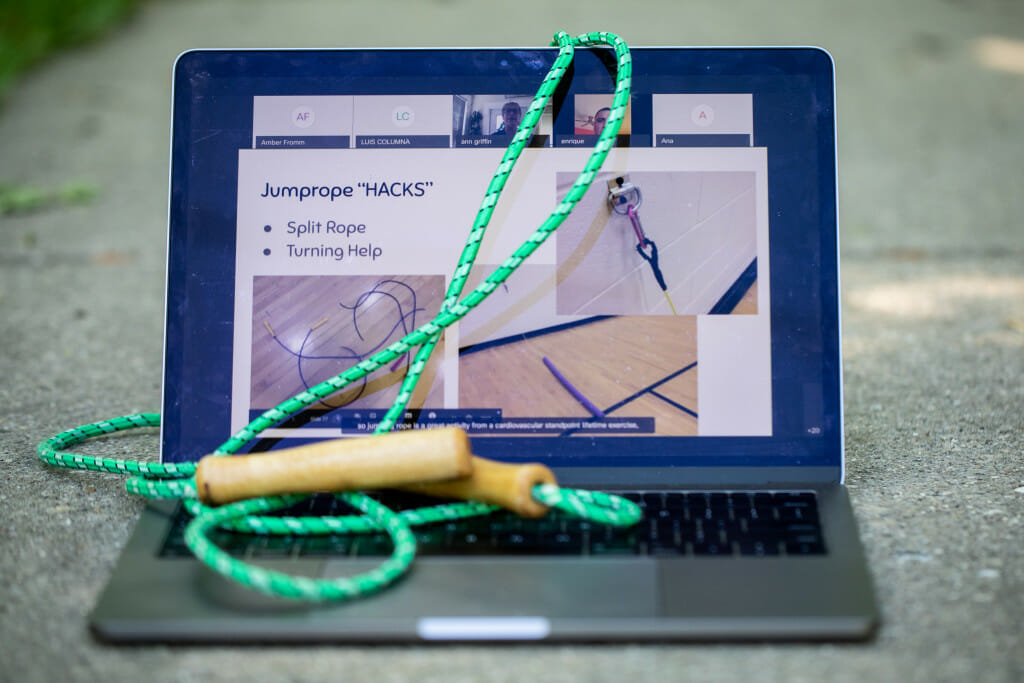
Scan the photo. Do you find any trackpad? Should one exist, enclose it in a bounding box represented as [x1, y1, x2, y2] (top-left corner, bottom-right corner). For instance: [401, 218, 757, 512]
[322, 558, 659, 618]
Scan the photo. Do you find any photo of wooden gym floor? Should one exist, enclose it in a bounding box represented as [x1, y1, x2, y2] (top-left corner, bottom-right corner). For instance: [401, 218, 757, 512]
[250, 274, 446, 413]
[459, 315, 699, 436]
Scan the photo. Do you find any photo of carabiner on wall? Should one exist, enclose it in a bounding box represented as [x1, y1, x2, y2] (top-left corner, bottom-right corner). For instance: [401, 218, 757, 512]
[607, 174, 678, 314]
[554, 170, 758, 317]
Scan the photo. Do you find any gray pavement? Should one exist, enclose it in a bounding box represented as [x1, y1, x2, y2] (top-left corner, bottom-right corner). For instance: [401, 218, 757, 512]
[1, 0, 1022, 680]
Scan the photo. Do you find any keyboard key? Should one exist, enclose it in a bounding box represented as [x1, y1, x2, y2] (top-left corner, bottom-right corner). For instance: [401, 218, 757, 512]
[257, 535, 299, 557]
[488, 516, 524, 533]
[692, 540, 731, 556]
[653, 518, 676, 536]
[590, 538, 639, 555]
[539, 532, 584, 554]
[209, 530, 253, 557]
[708, 493, 730, 509]
[779, 506, 810, 521]
[664, 492, 687, 510]
[730, 493, 753, 510]
[739, 539, 780, 556]
[641, 492, 664, 508]
[702, 506, 731, 521]
[493, 532, 545, 554]
[685, 493, 708, 510]
[776, 492, 815, 506]
[590, 525, 638, 555]
[353, 533, 393, 557]
[447, 531, 494, 555]
[676, 519, 699, 544]
[300, 534, 354, 557]
[566, 519, 595, 533]
[411, 529, 447, 555]
[786, 539, 826, 555]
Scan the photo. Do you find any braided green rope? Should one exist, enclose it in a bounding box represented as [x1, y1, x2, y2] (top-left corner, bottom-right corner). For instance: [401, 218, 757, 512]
[36, 31, 641, 603]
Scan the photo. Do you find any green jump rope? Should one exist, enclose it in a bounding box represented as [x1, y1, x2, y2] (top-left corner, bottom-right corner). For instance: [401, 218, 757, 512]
[37, 31, 642, 603]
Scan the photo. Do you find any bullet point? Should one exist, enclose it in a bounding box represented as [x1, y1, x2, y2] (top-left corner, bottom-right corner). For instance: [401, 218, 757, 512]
[263, 248, 271, 255]
[264, 225, 272, 232]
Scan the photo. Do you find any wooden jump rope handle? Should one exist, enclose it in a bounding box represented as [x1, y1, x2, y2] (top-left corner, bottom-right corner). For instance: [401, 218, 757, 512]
[400, 457, 555, 518]
[194, 428, 556, 518]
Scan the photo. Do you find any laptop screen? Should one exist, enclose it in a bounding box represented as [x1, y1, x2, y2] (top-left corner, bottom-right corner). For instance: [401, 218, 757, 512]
[163, 47, 839, 479]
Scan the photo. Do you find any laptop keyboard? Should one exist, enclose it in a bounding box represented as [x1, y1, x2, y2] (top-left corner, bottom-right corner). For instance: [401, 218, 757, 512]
[160, 490, 825, 559]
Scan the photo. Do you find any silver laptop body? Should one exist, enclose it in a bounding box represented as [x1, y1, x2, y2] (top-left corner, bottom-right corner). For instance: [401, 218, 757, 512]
[90, 45, 878, 642]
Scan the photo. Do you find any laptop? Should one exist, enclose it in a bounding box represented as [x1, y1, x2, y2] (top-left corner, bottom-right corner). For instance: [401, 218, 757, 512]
[90, 45, 879, 642]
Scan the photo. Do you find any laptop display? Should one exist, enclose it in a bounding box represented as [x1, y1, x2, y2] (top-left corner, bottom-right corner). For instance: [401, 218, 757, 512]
[163, 47, 840, 482]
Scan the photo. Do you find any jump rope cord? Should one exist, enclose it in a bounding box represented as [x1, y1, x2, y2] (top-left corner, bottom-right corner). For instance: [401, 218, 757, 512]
[36, 31, 641, 602]
[610, 178, 676, 314]
[627, 203, 677, 314]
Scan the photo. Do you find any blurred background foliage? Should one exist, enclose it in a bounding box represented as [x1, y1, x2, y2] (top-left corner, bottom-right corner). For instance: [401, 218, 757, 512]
[0, 0, 143, 102]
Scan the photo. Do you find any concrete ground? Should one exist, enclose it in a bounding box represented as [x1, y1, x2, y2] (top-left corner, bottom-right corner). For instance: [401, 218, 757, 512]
[1, 0, 1022, 680]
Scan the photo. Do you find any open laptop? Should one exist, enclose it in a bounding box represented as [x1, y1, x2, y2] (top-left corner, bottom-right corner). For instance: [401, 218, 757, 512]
[90, 45, 879, 642]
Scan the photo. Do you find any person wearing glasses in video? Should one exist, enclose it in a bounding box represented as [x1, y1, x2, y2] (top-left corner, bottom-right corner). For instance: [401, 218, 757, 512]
[489, 101, 523, 145]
